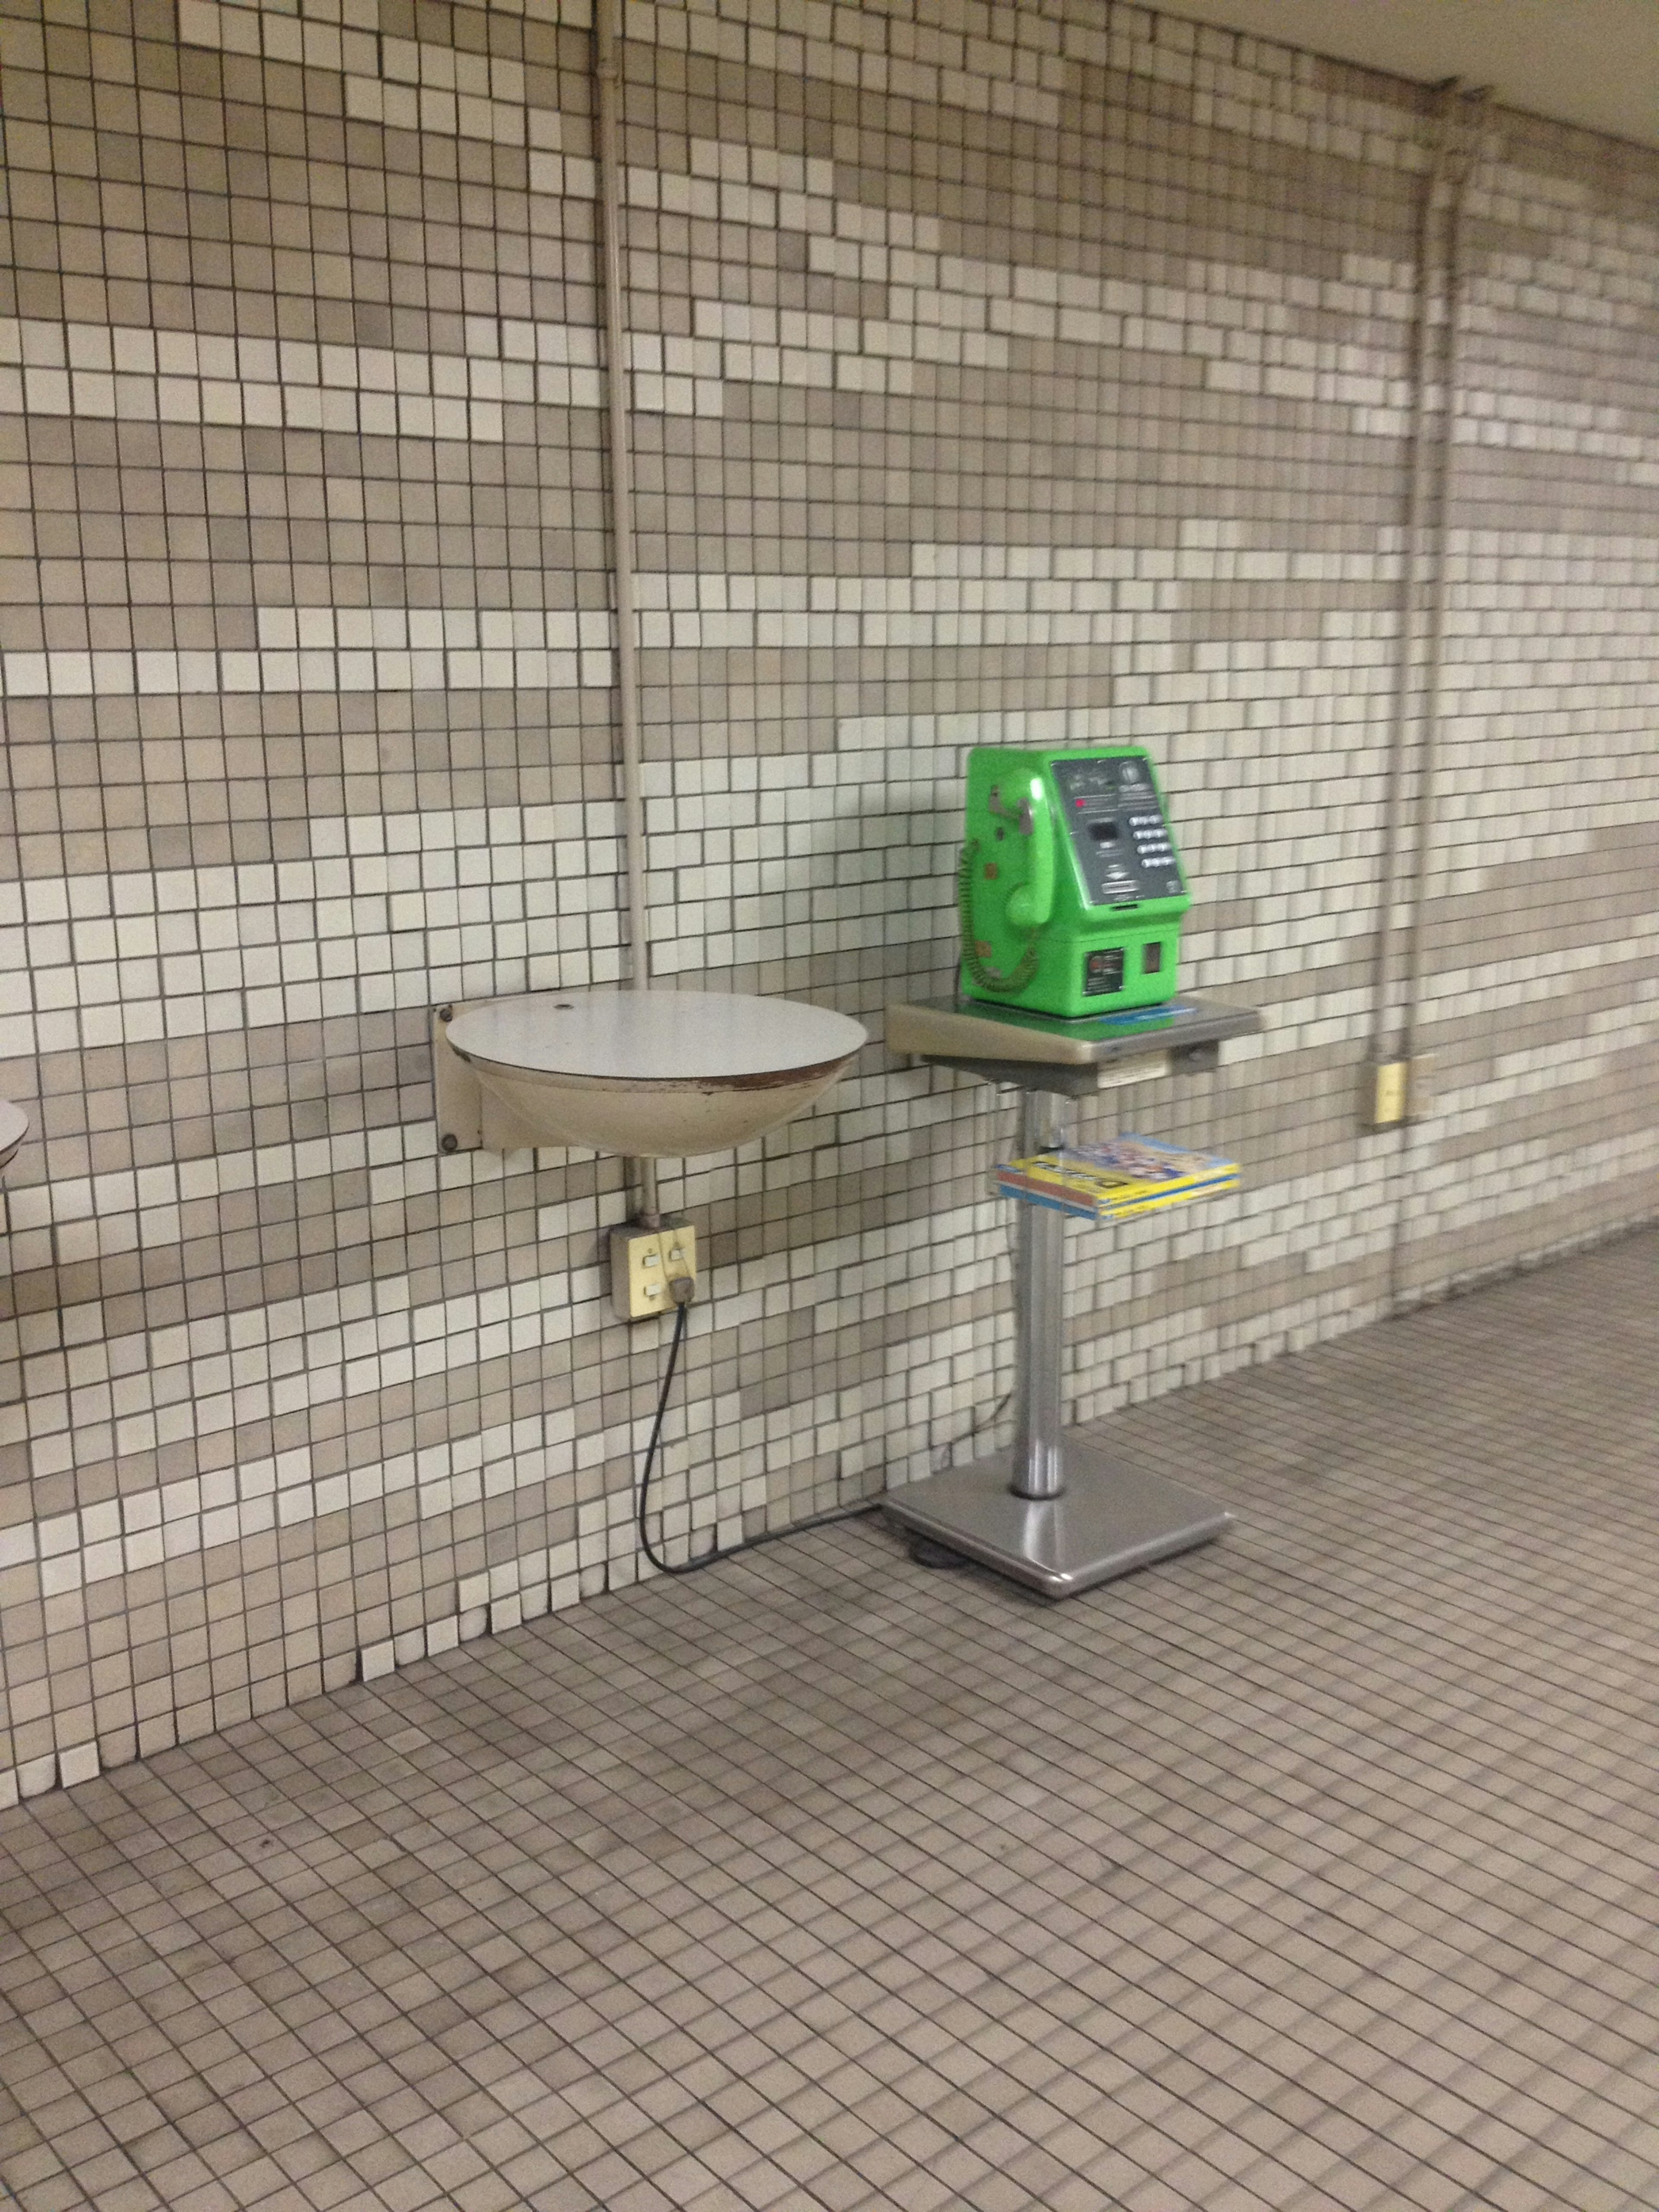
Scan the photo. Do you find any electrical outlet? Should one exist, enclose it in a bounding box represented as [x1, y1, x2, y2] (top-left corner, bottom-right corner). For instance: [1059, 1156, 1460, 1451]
[610, 1218, 697, 1320]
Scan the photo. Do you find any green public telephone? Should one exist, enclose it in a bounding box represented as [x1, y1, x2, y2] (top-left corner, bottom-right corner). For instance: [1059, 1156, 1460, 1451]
[958, 745, 1190, 1018]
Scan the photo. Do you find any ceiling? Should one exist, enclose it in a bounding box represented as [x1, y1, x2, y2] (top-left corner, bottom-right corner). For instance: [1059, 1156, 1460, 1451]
[1163, 0, 1659, 150]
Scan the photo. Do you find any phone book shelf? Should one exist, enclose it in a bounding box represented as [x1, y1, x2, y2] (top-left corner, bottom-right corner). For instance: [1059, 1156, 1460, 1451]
[884, 993, 1262, 1599]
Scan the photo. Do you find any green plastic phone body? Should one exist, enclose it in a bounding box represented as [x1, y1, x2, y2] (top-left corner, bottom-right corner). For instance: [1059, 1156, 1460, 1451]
[958, 745, 1191, 1018]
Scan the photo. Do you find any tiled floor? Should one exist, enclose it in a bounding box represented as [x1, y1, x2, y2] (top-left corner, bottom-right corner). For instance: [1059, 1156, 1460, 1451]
[4, 1230, 1659, 2212]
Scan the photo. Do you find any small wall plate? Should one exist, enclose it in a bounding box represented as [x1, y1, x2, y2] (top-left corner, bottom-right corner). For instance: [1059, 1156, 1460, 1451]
[610, 1218, 697, 1320]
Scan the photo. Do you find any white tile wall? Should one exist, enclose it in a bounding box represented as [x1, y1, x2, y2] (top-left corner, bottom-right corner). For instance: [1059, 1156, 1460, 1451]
[2, 0, 1655, 1804]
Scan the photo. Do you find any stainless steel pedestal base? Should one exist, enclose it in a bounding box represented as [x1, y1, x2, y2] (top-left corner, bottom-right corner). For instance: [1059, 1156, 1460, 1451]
[877, 1018, 1261, 1605]
[884, 1440, 1233, 1599]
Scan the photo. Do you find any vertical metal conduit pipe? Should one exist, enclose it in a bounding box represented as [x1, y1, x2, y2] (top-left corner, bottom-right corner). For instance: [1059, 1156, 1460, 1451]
[1398, 89, 1489, 1071]
[1385, 86, 1489, 1311]
[1369, 81, 1460, 1074]
[593, 0, 658, 1227]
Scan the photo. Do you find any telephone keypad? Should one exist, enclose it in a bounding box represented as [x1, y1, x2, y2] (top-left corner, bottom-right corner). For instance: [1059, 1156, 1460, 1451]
[1052, 755, 1184, 906]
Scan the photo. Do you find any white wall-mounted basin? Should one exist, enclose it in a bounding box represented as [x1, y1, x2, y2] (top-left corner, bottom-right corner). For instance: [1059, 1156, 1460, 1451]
[0, 1100, 27, 1171]
[437, 989, 867, 1157]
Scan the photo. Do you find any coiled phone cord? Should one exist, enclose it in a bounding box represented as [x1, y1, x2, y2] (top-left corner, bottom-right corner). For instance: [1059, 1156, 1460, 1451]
[958, 839, 1040, 993]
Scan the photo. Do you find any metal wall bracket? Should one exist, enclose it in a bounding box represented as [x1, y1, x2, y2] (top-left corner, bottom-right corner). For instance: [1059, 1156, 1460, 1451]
[432, 1007, 481, 1155]
[1170, 1040, 1221, 1075]
[431, 1004, 542, 1155]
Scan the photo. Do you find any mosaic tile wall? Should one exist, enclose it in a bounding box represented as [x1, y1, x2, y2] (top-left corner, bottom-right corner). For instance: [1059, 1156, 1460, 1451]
[1, 0, 1655, 1805]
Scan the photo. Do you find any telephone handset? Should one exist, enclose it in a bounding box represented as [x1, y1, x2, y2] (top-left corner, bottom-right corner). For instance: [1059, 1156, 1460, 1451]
[1003, 775, 1054, 931]
[960, 775, 1054, 991]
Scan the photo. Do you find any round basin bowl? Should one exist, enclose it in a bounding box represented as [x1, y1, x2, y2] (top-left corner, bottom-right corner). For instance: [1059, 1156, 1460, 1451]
[445, 989, 867, 1157]
[0, 1100, 28, 1171]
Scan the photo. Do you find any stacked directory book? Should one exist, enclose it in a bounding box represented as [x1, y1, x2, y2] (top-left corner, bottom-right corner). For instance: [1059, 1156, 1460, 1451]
[995, 1135, 1240, 1223]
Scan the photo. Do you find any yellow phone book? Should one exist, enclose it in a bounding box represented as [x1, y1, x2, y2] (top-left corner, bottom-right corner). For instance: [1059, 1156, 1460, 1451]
[995, 1135, 1239, 1222]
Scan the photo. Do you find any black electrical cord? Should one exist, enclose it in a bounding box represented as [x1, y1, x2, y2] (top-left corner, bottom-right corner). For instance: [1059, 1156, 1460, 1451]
[958, 838, 1039, 993]
[634, 1286, 880, 1578]
[930, 1389, 1012, 1474]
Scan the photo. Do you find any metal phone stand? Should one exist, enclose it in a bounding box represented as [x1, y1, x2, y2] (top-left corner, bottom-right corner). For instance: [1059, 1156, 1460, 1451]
[883, 994, 1262, 1599]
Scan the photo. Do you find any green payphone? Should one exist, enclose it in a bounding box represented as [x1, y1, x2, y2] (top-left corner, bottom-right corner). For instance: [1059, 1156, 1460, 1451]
[958, 745, 1189, 1019]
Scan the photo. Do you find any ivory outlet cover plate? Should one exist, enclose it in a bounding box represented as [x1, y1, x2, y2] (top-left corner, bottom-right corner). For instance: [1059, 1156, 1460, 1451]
[610, 1220, 697, 1320]
[1369, 1059, 1409, 1128]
